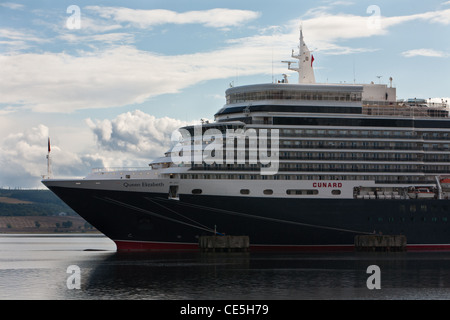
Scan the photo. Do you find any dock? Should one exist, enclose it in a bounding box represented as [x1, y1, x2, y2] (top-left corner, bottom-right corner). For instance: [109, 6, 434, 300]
[355, 235, 407, 252]
[199, 235, 250, 252]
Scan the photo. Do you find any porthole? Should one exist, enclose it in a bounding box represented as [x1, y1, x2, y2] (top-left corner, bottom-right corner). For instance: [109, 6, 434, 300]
[240, 189, 250, 195]
[263, 189, 273, 195]
[192, 189, 202, 195]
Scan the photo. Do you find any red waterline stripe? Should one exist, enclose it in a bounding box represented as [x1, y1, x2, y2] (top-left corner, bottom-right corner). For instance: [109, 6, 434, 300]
[406, 244, 450, 252]
[114, 240, 198, 252]
[115, 240, 450, 252]
[115, 240, 353, 252]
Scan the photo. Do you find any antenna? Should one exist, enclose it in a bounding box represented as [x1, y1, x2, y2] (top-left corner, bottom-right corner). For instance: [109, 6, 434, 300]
[272, 47, 274, 83]
[281, 61, 295, 68]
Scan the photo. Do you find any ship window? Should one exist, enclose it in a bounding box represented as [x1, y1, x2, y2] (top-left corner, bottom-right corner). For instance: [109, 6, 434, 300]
[192, 189, 202, 195]
[331, 190, 341, 195]
[240, 189, 250, 195]
[286, 189, 318, 195]
[263, 189, 273, 195]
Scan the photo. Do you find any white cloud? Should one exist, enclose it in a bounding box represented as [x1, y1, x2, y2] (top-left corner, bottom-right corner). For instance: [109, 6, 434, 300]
[0, 47, 171, 113]
[2, 5, 450, 115]
[0, 40, 280, 113]
[401, 48, 449, 58]
[0, 2, 24, 10]
[299, 7, 450, 45]
[0, 28, 48, 43]
[85, 6, 261, 29]
[0, 28, 50, 52]
[77, 15, 123, 33]
[0, 125, 81, 187]
[86, 110, 190, 160]
[0, 121, 126, 187]
[58, 32, 134, 45]
[267, 6, 450, 60]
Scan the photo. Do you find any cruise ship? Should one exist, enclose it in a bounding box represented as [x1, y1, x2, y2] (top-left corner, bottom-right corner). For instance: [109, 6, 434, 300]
[42, 30, 450, 251]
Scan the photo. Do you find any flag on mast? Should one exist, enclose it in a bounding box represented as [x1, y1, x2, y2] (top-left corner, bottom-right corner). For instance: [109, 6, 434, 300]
[48, 137, 51, 153]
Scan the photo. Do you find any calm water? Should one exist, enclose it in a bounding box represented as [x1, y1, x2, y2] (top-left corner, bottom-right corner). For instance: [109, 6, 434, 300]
[2, 234, 450, 300]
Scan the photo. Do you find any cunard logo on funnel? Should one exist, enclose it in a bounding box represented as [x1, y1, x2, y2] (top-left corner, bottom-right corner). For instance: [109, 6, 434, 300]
[171, 125, 279, 175]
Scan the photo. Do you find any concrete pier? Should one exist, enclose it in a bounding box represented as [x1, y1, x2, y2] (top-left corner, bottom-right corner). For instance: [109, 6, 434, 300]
[355, 235, 407, 252]
[199, 235, 250, 252]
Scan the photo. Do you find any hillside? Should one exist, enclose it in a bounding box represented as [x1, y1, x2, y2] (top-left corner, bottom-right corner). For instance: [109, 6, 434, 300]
[0, 189, 98, 233]
[0, 188, 76, 216]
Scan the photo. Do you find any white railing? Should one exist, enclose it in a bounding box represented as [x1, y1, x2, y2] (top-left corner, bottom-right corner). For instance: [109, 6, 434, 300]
[91, 167, 150, 173]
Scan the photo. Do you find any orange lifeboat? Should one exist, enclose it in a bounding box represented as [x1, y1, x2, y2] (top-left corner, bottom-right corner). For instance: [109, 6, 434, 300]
[440, 178, 450, 189]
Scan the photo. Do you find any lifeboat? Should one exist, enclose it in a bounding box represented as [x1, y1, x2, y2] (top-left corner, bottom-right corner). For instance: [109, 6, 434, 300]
[440, 178, 450, 189]
[408, 187, 436, 199]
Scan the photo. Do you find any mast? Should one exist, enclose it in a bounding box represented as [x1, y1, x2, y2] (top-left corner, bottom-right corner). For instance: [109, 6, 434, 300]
[46, 137, 52, 179]
[284, 27, 316, 84]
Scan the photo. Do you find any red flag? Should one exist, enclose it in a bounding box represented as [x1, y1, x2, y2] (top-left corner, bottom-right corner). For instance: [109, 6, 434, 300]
[48, 137, 51, 153]
[311, 55, 315, 67]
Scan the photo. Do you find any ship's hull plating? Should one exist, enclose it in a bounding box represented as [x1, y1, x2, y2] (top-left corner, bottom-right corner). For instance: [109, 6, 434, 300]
[47, 185, 450, 252]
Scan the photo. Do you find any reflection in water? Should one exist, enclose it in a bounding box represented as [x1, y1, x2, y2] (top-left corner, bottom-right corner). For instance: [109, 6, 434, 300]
[2, 236, 450, 300]
[82, 252, 252, 300]
[81, 251, 450, 300]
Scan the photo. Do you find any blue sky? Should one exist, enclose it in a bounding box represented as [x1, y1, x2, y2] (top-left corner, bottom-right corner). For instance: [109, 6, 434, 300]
[1, 0, 450, 188]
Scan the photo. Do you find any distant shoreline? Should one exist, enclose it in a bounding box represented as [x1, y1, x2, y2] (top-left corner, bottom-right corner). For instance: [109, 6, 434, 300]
[0, 215, 100, 234]
[0, 233, 105, 237]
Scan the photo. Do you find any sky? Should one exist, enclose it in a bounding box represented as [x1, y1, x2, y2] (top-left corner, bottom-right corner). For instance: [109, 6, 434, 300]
[1, 0, 450, 188]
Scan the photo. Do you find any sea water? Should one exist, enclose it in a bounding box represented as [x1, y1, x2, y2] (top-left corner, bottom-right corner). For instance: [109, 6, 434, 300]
[1, 234, 450, 301]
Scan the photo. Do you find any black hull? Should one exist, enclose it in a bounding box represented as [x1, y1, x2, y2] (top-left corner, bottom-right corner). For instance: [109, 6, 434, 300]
[48, 186, 450, 251]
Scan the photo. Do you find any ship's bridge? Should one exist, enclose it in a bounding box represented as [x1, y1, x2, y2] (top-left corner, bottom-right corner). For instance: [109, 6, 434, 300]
[215, 83, 364, 122]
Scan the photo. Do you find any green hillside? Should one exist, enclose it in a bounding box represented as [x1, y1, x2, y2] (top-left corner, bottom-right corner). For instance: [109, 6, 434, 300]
[0, 189, 76, 216]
